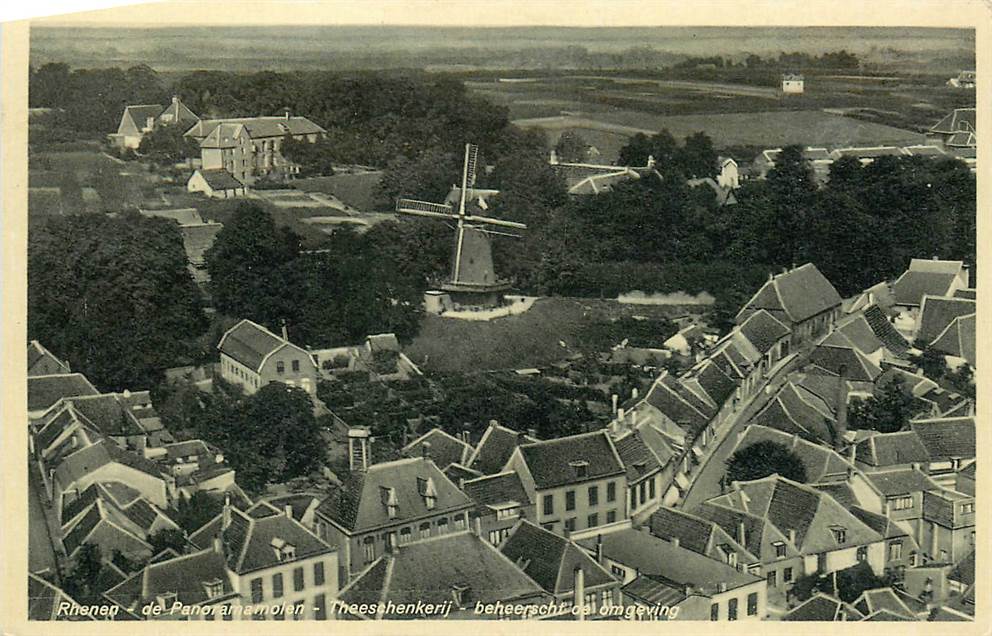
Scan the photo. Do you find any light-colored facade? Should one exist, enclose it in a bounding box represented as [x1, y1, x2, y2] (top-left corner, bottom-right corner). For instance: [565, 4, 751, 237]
[217, 319, 318, 396]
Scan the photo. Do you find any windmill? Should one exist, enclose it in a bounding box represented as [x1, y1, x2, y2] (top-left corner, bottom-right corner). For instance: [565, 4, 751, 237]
[396, 144, 526, 310]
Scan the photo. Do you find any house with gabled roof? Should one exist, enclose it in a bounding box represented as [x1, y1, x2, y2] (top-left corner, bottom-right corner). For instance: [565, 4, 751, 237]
[782, 592, 864, 621]
[890, 259, 969, 335]
[28, 340, 71, 377]
[465, 421, 538, 475]
[909, 416, 975, 485]
[51, 437, 174, 510]
[401, 428, 473, 473]
[929, 312, 975, 368]
[500, 519, 620, 615]
[577, 520, 765, 620]
[612, 428, 672, 521]
[28, 573, 95, 621]
[217, 319, 318, 396]
[60, 496, 155, 563]
[737, 309, 792, 374]
[186, 499, 338, 620]
[846, 505, 920, 574]
[749, 380, 838, 444]
[313, 455, 474, 582]
[28, 373, 99, 419]
[108, 96, 200, 150]
[736, 263, 842, 347]
[337, 529, 550, 619]
[929, 108, 976, 149]
[461, 470, 534, 546]
[504, 430, 628, 537]
[704, 475, 887, 577]
[647, 506, 759, 573]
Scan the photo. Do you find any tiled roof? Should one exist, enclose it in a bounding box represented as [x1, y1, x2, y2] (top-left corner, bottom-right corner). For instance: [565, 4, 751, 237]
[27, 340, 71, 376]
[64, 394, 145, 438]
[579, 527, 760, 595]
[647, 507, 746, 559]
[930, 313, 975, 364]
[35, 405, 94, 452]
[865, 468, 940, 496]
[733, 425, 852, 483]
[852, 588, 918, 620]
[402, 428, 473, 471]
[315, 457, 472, 534]
[919, 386, 969, 416]
[892, 272, 957, 307]
[642, 375, 711, 434]
[809, 345, 881, 383]
[862, 305, 910, 355]
[340, 531, 546, 614]
[217, 319, 291, 371]
[917, 296, 975, 346]
[138, 207, 203, 225]
[263, 492, 321, 524]
[194, 169, 245, 191]
[517, 431, 625, 490]
[187, 116, 326, 140]
[613, 431, 664, 483]
[853, 432, 930, 468]
[621, 574, 687, 607]
[157, 98, 199, 125]
[691, 501, 783, 561]
[783, 593, 864, 621]
[953, 288, 976, 300]
[54, 438, 167, 487]
[910, 416, 975, 460]
[848, 507, 911, 541]
[461, 471, 531, 510]
[499, 520, 615, 595]
[751, 382, 837, 443]
[124, 105, 165, 128]
[61, 483, 103, 528]
[737, 263, 841, 326]
[199, 122, 244, 149]
[28, 374, 98, 413]
[28, 574, 88, 621]
[443, 463, 482, 485]
[738, 309, 790, 354]
[683, 360, 738, 408]
[466, 422, 538, 475]
[105, 548, 236, 612]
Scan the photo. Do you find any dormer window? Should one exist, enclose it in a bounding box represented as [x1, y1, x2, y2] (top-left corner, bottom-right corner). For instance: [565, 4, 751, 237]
[157, 592, 177, 608]
[271, 537, 296, 561]
[773, 541, 786, 558]
[450, 583, 471, 607]
[830, 526, 847, 545]
[381, 486, 398, 519]
[418, 477, 437, 510]
[569, 460, 589, 479]
[203, 578, 224, 599]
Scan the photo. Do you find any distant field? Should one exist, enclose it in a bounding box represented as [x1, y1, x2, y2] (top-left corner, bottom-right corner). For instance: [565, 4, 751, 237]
[405, 297, 702, 374]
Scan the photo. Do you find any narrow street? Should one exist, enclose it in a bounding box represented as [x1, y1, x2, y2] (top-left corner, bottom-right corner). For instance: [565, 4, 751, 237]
[679, 352, 807, 511]
[28, 461, 60, 579]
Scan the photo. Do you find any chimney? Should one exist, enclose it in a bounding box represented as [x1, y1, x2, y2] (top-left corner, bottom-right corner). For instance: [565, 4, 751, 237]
[834, 366, 849, 449]
[717, 582, 728, 593]
[631, 387, 639, 399]
[172, 95, 179, 105]
[421, 441, 432, 460]
[473, 515, 482, 538]
[527, 428, 537, 440]
[222, 494, 231, 531]
[737, 520, 747, 546]
[549, 149, 558, 165]
[594, 534, 604, 564]
[618, 407, 625, 422]
[284, 109, 291, 120]
[611, 394, 619, 414]
[281, 320, 289, 341]
[847, 444, 856, 463]
[646, 154, 656, 168]
[846, 466, 854, 482]
[573, 567, 586, 621]
[671, 536, 680, 549]
[348, 427, 371, 472]
[787, 528, 796, 545]
[285, 503, 294, 520]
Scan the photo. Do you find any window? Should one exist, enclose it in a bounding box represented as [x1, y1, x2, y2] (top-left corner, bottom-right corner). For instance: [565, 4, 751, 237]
[783, 568, 793, 583]
[889, 541, 902, 561]
[292, 359, 300, 372]
[565, 490, 576, 512]
[606, 510, 617, 524]
[767, 570, 777, 587]
[564, 518, 576, 532]
[496, 506, 519, 520]
[314, 561, 325, 586]
[961, 502, 974, 514]
[437, 517, 448, 533]
[543, 494, 554, 516]
[891, 496, 913, 510]
[939, 549, 949, 561]
[747, 592, 758, 616]
[293, 600, 305, 620]
[600, 590, 613, 608]
[639, 482, 648, 505]
[773, 541, 786, 558]
[588, 485, 599, 506]
[611, 564, 626, 578]
[856, 546, 868, 562]
[204, 578, 224, 599]
[314, 593, 327, 620]
[649, 478, 656, 500]
[399, 527, 412, 545]
[293, 566, 304, 592]
[606, 481, 616, 502]
[250, 578, 263, 603]
[454, 515, 466, 530]
[542, 522, 556, 532]
[710, 603, 719, 621]
[584, 591, 597, 613]
[728, 597, 738, 621]
[588, 513, 599, 528]
[363, 536, 376, 563]
[420, 522, 431, 539]
[276, 361, 285, 374]
[831, 527, 847, 544]
[272, 573, 284, 598]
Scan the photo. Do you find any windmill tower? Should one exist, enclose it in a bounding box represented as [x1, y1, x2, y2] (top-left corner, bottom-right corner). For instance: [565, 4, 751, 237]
[396, 144, 526, 311]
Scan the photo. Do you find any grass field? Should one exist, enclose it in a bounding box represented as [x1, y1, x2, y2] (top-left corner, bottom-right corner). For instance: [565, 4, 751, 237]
[405, 297, 702, 374]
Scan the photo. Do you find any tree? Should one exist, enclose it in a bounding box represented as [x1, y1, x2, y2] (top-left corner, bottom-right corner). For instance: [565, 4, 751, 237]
[280, 134, 337, 178]
[29, 213, 208, 390]
[910, 344, 948, 382]
[554, 131, 589, 163]
[725, 440, 807, 484]
[848, 377, 927, 434]
[172, 491, 223, 534]
[678, 131, 718, 179]
[376, 148, 461, 207]
[138, 125, 200, 166]
[148, 528, 190, 556]
[61, 543, 106, 605]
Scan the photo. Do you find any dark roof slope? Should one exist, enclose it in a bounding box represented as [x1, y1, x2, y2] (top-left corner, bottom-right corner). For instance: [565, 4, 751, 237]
[917, 296, 975, 345]
[196, 169, 245, 191]
[217, 319, 287, 371]
[862, 305, 909, 355]
[28, 374, 98, 412]
[738, 263, 841, 325]
[462, 471, 532, 510]
[517, 431, 625, 490]
[402, 428, 472, 471]
[892, 272, 957, 307]
[499, 520, 614, 595]
[910, 417, 975, 460]
[467, 423, 538, 475]
[613, 431, 664, 483]
[738, 309, 790, 353]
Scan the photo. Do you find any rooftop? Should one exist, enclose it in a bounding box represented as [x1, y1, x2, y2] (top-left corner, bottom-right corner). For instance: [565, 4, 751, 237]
[516, 431, 625, 490]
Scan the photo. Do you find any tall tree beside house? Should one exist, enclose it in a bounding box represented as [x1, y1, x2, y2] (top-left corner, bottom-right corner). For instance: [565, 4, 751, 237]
[677, 131, 719, 179]
[171, 491, 223, 535]
[61, 544, 108, 606]
[376, 148, 462, 208]
[28, 212, 207, 391]
[137, 125, 201, 167]
[847, 377, 927, 434]
[724, 440, 807, 484]
[148, 528, 190, 557]
[279, 133, 337, 178]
